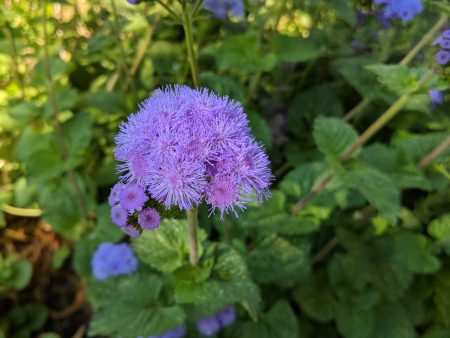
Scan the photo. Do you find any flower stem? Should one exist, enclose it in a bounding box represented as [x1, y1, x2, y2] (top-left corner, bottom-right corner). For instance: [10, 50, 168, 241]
[182, 3, 200, 88]
[186, 207, 199, 266]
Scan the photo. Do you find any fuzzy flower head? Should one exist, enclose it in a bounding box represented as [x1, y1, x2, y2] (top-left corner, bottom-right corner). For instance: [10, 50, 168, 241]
[112, 85, 272, 219]
[433, 30, 450, 66]
[217, 305, 236, 327]
[111, 205, 128, 227]
[375, 0, 423, 23]
[203, 0, 245, 20]
[91, 243, 138, 280]
[138, 208, 161, 230]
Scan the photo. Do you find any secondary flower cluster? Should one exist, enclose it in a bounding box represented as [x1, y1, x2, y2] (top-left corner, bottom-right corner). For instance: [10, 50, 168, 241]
[433, 30, 450, 66]
[196, 305, 236, 336]
[428, 90, 444, 106]
[109, 182, 161, 237]
[145, 325, 187, 338]
[374, 0, 423, 23]
[91, 243, 138, 280]
[203, 0, 244, 20]
[112, 85, 272, 225]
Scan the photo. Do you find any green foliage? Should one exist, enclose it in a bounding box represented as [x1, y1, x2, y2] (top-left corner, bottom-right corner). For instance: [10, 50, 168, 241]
[0, 255, 32, 295]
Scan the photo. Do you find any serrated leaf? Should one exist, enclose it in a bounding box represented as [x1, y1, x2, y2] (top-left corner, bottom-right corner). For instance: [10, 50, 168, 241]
[341, 164, 400, 224]
[89, 274, 185, 338]
[369, 302, 415, 338]
[288, 86, 344, 138]
[313, 117, 358, 164]
[335, 302, 374, 338]
[270, 31, 326, 63]
[133, 218, 206, 273]
[279, 161, 328, 199]
[366, 64, 427, 95]
[248, 234, 310, 287]
[294, 272, 336, 322]
[175, 244, 261, 320]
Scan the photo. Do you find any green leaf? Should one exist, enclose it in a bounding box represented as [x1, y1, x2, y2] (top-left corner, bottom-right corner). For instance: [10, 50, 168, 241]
[247, 111, 273, 149]
[335, 302, 374, 338]
[270, 31, 326, 63]
[369, 302, 415, 338]
[51, 244, 70, 270]
[95, 203, 124, 242]
[10, 258, 32, 290]
[393, 131, 450, 163]
[366, 64, 428, 95]
[341, 165, 400, 224]
[391, 232, 440, 274]
[288, 86, 344, 139]
[326, 0, 357, 25]
[313, 117, 358, 164]
[436, 272, 450, 326]
[62, 112, 92, 164]
[175, 244, 261, 320]
[9, 102, 40, 122]
[213, 32, 277, 73]
[133, 218, 206, 273]
[89, 274, 186, 338]
[200, 72, 245, 102]
[248, 234, 310, 288]
[279, 161, 328, 199]
[424, 328, 450, 338]
[428, 214, 450, 254]
[294, 272, 336, 322]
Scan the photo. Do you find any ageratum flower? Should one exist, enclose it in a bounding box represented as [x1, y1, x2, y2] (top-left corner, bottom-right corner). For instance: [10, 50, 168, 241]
[91, 243, 138, 280]
[428, 90, 444, 106]
[113, 85, 272, 220]
[196, 305, 236, 336]
[147, 325, 187, 338]
[433, 30, 450, 66]
[374, 0, 423, 23]
[203, 0, 245, 20]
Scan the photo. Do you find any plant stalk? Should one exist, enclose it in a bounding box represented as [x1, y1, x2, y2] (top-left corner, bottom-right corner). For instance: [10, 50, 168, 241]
[186, 208, 199, 266]
[182, 4, 200, 88]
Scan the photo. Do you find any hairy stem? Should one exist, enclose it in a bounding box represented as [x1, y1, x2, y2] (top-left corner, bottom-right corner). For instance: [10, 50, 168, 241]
[186, 208, 199, 266]
[43, 1, 89, 223]
[182, 4, 200, 88]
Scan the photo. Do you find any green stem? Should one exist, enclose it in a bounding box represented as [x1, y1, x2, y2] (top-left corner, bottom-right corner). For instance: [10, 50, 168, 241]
[182, 4, 200, 88]
[186, 208, 199, 266]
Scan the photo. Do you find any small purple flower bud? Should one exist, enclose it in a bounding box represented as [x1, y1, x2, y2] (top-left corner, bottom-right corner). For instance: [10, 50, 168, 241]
[428, 90, 444, 106]
[91, 243, 137, 280]
[108, 182, 124, 206]
[439, 38, 450, 49]
[119, 183, 148, 212]
[443, 29, 450, 39]
[196, 315, 221, 337]
[217, 305, 236, 327]
[436, 50, 450, 65]
[127, 0, 139, 4]
[111, 205, 128, 227]
[120, 223, 141, 238]
[138, 208, 161, 230]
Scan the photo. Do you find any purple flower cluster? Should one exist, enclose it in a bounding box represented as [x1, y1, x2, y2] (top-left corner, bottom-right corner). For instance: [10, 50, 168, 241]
[196, 305, 236, 336]
[145, 325, 187, 338]
[109, 181, 161, 237]
[433, 30, 450, 66]
[91, 243, 138, 280]
[374, 0, 423, 23]
[203, 0, 245, 20]
[113, 85, 272, 219]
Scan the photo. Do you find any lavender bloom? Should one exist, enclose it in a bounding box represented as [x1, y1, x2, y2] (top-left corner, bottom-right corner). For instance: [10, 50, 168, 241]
[120, 183, 148, 212]
[428, 90, 444, 106]
[120, 223, 141, 238]
[436, 50, 450, 65]
[148, 325, 187, 338]
[217, 305, 236, 327]
[111, 205, 128, 227]
[443, 30, 450, 39]
[203, 0, 245, 20]
[138, 208, 161, 230]
[91, 243, 137, 280]
[112, 85, 273, 218]
[108, 182, 124, 206]
[196, 315, 222, 337]
[127, 0, 139, 4]
[375, 0, 423, 23]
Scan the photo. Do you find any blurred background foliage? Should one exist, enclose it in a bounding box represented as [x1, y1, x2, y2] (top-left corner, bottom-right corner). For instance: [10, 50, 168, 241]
[0, 0, 450, 337]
